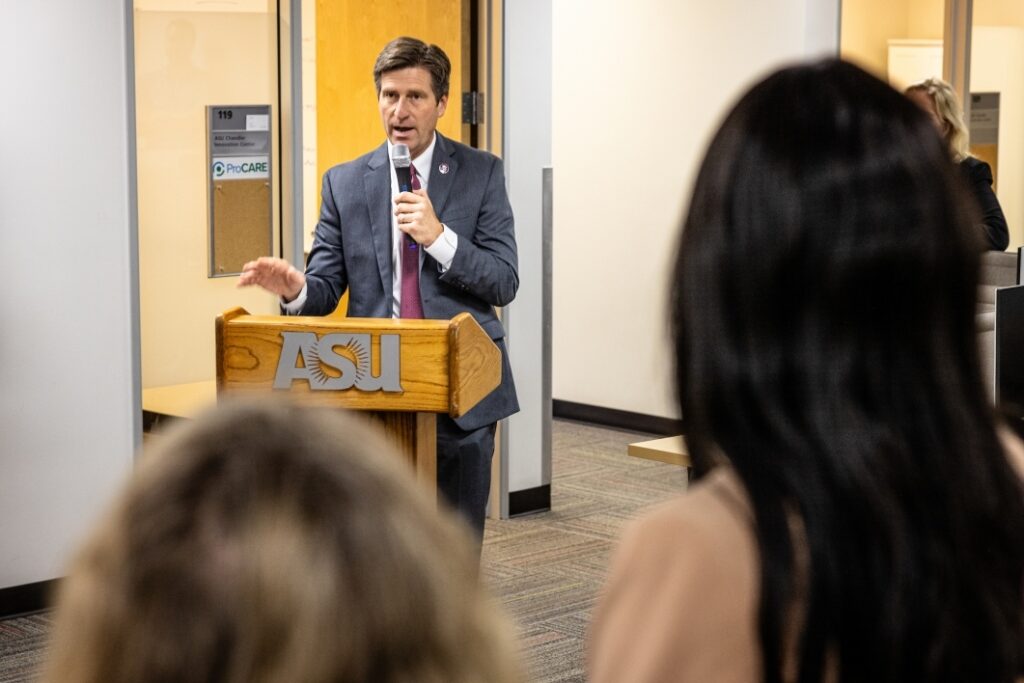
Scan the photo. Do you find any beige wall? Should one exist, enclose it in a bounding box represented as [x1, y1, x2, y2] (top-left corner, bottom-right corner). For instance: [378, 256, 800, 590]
[135, 8, 280, 388]
[906, 0, 944, 38]
[840, 0, 1024, 82]
[552, 0, 837, 418]
[841, 0, 910, 77]
[976, 0, 1024, 25]
[973, 2, 1024, 250]
[839, 0, 943, 79]
[972, 26, 1024, 248]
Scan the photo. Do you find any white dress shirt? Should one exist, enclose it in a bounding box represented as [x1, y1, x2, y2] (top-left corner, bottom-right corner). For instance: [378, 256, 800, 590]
[282, 132, 459, 316]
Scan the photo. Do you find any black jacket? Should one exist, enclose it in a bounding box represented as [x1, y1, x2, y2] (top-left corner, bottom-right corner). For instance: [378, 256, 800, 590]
[960, 156, 1009, 251]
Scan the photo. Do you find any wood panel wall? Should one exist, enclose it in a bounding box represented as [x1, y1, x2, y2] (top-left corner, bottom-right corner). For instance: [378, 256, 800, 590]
[316, 1, 468, 178]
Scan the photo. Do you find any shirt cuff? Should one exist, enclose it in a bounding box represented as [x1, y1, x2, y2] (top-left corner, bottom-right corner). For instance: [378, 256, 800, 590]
[280, 282, 308, 314]
[424, 224, 458, 271]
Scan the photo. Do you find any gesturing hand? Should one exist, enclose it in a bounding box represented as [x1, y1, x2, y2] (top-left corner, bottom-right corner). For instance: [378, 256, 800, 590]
[394, 189, 443, 246]
[238, 257, 306, 302]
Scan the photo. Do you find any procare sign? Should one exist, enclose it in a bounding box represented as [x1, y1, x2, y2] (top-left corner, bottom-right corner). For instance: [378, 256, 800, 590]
[273, 332, 403, 392]
[211, 156, 270, 180]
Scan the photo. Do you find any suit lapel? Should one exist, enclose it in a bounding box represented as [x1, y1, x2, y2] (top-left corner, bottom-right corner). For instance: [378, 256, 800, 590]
[364, 143, 392, 297]
[427, 133, 458, 219]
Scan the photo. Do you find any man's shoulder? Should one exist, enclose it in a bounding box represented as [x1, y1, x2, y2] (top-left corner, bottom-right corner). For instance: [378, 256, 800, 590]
[323, 144, 387, 182]
[439, 134, 500, 168]
[439, 136, 505, 195]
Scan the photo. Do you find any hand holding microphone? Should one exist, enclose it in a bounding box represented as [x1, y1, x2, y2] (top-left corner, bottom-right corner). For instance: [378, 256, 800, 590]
[390, 143, 443, 247]
[392, 142, 413, 192]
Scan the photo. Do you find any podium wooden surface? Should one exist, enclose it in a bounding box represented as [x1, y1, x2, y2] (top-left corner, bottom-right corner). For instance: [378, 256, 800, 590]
[216, 308, 501, 492]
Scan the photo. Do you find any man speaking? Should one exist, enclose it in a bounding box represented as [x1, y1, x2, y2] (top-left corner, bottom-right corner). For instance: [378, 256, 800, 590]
[239, 36, 519, 539]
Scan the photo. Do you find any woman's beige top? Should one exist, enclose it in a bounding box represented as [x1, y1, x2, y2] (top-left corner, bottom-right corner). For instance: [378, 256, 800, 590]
[588, 468, 762, 683]
[588, 438, 1024, 683]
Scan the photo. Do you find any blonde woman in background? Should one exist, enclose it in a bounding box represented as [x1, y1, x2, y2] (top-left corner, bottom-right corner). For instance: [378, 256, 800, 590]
[42, 401, 521, 683]
[906, 77, 1009, 250]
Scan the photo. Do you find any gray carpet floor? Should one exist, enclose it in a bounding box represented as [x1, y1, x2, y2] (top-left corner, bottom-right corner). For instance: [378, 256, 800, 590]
[0, 419, 689, 683]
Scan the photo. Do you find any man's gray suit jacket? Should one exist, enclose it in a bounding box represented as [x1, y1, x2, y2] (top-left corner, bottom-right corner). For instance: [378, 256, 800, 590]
[298, 133, 519, 432]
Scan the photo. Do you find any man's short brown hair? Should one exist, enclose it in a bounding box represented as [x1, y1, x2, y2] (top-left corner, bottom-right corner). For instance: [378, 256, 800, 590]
[373, 36, 451, 101]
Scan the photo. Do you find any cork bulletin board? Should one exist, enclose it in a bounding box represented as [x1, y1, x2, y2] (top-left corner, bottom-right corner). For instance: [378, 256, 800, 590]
[211, 178, 271, 275]
[207, 105, 273, 277]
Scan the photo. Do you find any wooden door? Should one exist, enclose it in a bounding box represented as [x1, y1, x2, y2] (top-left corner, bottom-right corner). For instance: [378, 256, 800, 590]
[317, 0, 469, 181]
[316, 0, 470, 316]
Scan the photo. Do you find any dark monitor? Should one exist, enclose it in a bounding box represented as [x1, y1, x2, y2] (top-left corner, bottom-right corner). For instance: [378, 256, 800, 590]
[1017, 246, 1023, 285]
[995, 284, 1024, 420]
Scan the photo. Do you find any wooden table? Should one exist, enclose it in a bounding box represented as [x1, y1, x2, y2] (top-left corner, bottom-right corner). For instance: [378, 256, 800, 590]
[628, 435, 691, 481]
[142, 380, 218, 419]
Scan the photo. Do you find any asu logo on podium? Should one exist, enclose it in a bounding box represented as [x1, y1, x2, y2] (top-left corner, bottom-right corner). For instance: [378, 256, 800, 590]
[273, 332, 403, 392]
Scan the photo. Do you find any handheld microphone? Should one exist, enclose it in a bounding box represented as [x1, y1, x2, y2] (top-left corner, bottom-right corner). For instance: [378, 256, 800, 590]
[391, 143, 412, 192]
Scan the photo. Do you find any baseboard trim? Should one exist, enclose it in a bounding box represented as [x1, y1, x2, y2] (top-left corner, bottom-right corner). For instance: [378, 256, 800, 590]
[508, 484, 551, 517]
[552, 400, 682, 436]
[0, 580, 58, 618]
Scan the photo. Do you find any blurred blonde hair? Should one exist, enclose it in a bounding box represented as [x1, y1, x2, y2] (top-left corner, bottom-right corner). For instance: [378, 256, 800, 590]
[42, 400, 521, 683]
[906, 77, 971, 161]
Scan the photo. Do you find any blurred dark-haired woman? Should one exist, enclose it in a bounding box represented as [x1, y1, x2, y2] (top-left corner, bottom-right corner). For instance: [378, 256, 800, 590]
[589, 60, 1024, 683]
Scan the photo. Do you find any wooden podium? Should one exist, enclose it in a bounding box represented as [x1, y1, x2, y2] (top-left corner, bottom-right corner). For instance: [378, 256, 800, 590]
[215, 307, 502, 491]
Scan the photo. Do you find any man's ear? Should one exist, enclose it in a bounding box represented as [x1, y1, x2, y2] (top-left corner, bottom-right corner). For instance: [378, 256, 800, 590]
[437, 94, 448, 118]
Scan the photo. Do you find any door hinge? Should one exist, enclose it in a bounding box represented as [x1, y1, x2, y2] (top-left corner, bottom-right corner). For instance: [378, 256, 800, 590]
[462, 91, 485, 125]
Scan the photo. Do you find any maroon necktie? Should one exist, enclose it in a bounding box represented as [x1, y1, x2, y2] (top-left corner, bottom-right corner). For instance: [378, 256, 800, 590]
[400, 165, 424, 318]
